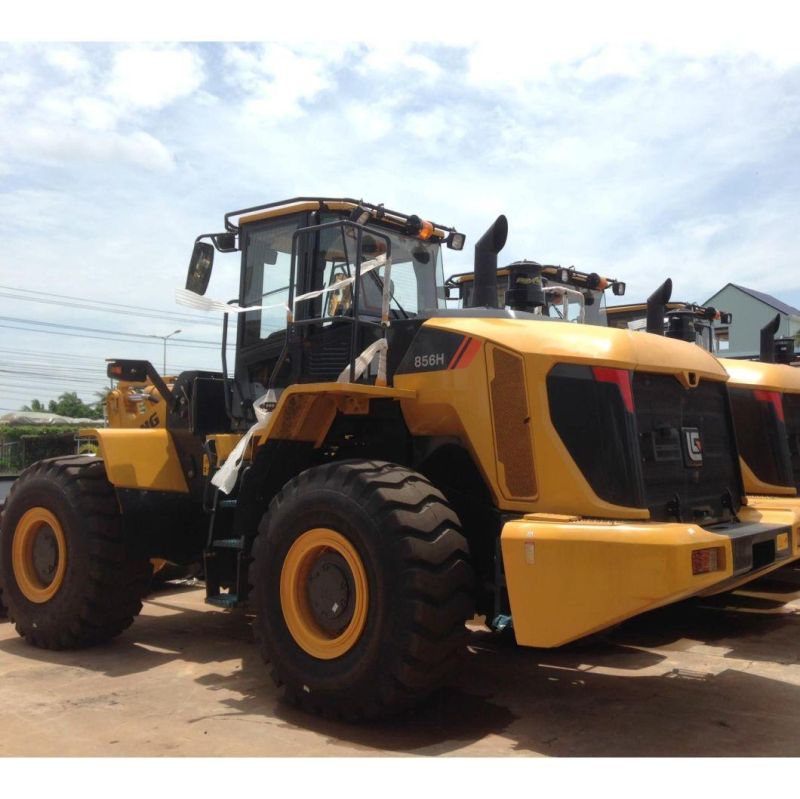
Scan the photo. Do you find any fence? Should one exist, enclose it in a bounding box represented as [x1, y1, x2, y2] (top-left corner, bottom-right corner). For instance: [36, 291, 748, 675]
[0, 434, 80, 476]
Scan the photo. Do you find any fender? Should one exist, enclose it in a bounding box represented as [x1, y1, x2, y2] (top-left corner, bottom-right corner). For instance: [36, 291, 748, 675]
[79, 428, 189, 493]
[255, 383, 416, 447]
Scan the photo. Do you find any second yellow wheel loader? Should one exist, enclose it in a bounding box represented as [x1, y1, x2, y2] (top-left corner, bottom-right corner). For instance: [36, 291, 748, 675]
[614, 286, 800, 563]
[1, 198, 796, 720]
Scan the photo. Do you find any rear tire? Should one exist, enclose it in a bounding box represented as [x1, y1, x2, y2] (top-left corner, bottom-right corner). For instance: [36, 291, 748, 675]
[0, 456, 152, 649]
[251, 459, 475, 720]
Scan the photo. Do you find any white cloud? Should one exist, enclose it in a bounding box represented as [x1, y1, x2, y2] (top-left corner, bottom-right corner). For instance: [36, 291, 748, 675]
[17, 125, 175, 172]
[357, 44, 443, 81]
[403, 107, 459, 144]
[223, 44, 345, 120]
[45, 46, 91, 76]
[107, 45, 205, 110]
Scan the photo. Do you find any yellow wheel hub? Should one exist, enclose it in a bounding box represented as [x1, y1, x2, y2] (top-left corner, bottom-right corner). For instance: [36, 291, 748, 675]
[280, 528, 369, 660]
[12, 507, 67, 603]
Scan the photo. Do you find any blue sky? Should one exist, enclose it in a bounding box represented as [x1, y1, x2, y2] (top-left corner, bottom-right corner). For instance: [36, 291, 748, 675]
[2, 11, 800, 410]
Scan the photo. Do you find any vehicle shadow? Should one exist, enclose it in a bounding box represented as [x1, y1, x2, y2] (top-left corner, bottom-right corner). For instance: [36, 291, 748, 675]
[2, 582, 800, 755]
[608, 572, 800, 667]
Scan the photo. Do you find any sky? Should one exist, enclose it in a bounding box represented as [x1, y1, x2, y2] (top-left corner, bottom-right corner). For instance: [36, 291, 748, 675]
[2, 3, 800, 411]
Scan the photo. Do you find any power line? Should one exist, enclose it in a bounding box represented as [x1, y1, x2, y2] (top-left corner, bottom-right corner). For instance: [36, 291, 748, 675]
[0, 285, 224, 327]
[0, 322, 226, 351]
[0, 291, 222, 329]
[0, 315, 222, 346]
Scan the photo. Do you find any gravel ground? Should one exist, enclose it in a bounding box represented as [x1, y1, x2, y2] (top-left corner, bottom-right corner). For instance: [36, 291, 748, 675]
[1, 567, 799, 757]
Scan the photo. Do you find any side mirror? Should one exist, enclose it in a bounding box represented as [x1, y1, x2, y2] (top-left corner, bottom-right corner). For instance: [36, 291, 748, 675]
[612, 281, 626, 296]
[445, 285, 462, 300]
[186, 242, 214, 295]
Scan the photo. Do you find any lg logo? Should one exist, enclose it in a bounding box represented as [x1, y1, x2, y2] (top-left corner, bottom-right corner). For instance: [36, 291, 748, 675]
[682, 427, 703, 467]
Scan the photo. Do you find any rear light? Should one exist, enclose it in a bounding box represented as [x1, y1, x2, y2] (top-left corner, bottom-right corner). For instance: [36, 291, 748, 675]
[777, 532, 789, 552]
[753, 389, 785, 422]
[692, 546, 725, 575]
[592, 367, 634, 413]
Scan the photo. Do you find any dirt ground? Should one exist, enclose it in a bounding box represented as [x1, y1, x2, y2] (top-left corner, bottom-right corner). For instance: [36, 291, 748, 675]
[1, 565, 800, 757]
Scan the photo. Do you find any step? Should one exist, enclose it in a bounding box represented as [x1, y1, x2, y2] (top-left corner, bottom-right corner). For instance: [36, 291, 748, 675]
[211, 538, 244, 550]
[206, 593, 241, 609]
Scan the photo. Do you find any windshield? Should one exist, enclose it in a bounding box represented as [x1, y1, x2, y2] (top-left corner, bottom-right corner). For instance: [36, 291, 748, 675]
[240, 213, 446, 347]
[542, 281, 607, 325]
[317, 215, 444, 318]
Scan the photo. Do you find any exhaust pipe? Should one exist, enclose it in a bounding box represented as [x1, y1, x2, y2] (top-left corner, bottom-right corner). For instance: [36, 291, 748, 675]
[470, 215, 508, 308]
[760, 314, 781, 363]
[646, 278, 672, 335]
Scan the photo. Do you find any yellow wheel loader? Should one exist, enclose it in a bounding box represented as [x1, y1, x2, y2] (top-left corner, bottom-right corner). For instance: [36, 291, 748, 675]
[0, 198, 794, 720]
[452, 264, 800, 591]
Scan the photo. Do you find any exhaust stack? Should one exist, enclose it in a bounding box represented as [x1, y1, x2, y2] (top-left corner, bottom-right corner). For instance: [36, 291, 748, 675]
[646, 278, 672, 335]
[470, 215, 508, 308]
[760, 314, 781, 363]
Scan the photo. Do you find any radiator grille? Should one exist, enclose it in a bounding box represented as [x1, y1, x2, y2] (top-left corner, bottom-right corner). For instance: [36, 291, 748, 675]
[633, 373, 741, 522]
[490, 347, 536, 498]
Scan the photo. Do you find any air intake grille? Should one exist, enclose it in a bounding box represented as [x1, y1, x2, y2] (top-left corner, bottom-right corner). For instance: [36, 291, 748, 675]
[490, 347, 536, 498]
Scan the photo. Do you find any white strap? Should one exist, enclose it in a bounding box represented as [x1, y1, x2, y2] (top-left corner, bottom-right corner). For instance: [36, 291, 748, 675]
[292, 254, 388, 308]
[337, 338, 388, 384]
[176, 254, 389, 317]
[176, 288, 289, 315]
[211, 389, 278, 494]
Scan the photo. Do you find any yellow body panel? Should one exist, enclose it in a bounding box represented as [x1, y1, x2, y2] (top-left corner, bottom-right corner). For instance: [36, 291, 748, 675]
[255, 383, 415, 446]
[502, 503, 799, 646]
[740, 459, 797, 498]
[80, 428, 189, 493]
[208, 434, 244, 463]
[721, 357, 800, 393]
[396, 317, 727, 518]
[105, 378, 173, 430]
[501, 517, 735, 647]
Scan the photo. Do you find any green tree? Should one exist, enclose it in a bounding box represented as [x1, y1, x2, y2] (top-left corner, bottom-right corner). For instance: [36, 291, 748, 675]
[48, 391, 103, 419]
[20, 392, 103, 419]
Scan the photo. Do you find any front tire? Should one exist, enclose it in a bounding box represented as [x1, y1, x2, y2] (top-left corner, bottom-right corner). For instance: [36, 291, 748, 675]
[252, 460, 475, 720]
[0, 456, 152, 649]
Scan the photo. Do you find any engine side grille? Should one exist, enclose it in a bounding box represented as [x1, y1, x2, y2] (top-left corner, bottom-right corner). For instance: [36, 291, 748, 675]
[633, 373, 741, 523]
[490, 347, 536, 498]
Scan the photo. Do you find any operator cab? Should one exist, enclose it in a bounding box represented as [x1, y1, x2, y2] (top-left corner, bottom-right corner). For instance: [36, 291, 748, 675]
[182, 198, 466, 427]
[606, 298, 732, 354]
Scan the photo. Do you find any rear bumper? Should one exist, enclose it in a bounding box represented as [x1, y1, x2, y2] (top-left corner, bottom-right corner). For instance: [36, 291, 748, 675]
[501, 512, 795, 648]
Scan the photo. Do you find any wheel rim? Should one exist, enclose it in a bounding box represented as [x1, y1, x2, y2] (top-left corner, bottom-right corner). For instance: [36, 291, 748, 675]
[280, 528, 369, 660]
[12, 507, 67, 603]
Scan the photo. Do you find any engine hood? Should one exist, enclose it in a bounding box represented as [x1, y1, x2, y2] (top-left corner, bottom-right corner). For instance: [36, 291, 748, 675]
[422, 316, 728, 381]
[722, 357, 800, 394]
